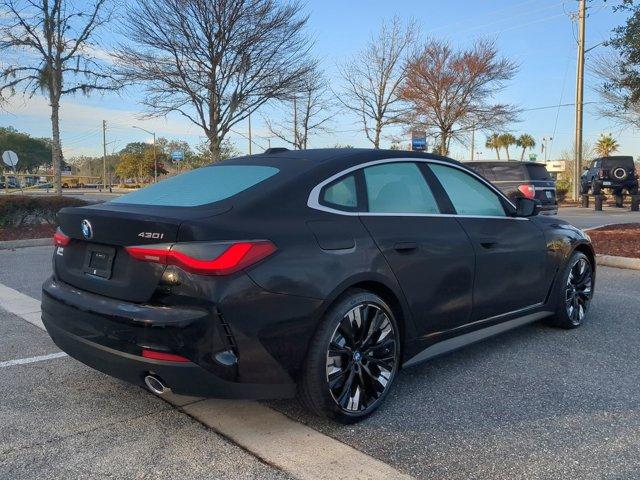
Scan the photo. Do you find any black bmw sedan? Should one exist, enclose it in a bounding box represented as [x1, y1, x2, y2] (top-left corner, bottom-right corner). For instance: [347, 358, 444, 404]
[42, 149, 595, 423]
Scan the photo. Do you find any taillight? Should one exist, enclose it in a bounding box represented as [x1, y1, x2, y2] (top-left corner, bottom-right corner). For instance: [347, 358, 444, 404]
[125, 240, 277, 276]
[598, 169, 606, 179]
[517, 184, 536, 199]
[141, 348, 190, 362]
[53, 229, 71, 247]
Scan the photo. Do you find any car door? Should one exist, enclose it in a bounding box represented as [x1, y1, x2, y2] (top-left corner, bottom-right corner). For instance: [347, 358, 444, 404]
[357, 161, 476, 338]
[428, 163, 548, 322]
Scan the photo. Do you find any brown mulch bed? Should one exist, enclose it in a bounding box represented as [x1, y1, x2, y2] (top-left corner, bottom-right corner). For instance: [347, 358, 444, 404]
[0, 224, 55, 241]
[588, 223, 640, 259]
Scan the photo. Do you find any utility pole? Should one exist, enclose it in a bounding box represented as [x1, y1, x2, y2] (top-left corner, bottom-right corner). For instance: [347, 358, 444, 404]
[102, 120, 107, 190]
[152, 132, 157, 183]
[248, 113, 252, 155]
[470, 124, 476, 161]
[293, 96, 298, 150]
[573, 0, 586, 200]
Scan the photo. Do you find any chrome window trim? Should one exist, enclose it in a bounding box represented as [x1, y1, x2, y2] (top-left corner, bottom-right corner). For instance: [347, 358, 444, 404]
[307, 157, 527, 220]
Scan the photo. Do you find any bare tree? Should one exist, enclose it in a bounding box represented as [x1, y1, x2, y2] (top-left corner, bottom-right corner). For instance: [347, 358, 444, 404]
[264, 66, 333, 149]
[337, 16, 416, 149]
[115, 0, 313, 161]
[400, 39, 518, 156]
[0, 0, 116, 194]
[592, 53, 640, 129]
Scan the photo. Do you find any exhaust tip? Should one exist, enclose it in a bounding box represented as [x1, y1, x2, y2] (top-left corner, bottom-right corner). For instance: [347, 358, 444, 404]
[144, 374, 169, 395]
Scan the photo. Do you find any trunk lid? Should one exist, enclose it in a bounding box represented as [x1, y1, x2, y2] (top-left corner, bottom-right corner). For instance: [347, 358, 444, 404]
[55, 202, 229, 302]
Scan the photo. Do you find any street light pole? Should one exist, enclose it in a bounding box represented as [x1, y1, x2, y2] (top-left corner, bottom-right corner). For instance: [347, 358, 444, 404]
[132, 125, 158, 183]
[573, 0, 586, 200]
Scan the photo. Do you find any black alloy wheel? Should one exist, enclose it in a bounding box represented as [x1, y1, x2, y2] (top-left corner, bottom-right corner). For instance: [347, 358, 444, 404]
[565, 256, 593, 326]
[326, 302, 397, 413]
[299, 290, 400, 423]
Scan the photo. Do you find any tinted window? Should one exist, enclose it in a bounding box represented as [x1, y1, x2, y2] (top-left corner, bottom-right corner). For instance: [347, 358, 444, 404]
[430, 164, 506, 217]
[364, 162, 439, 214]
[111, 165, 279, 207]
[526, 164, 551, 180]
[489, 164, 526, 181]
[602, 157, 634, 168]
[322, 175, 357, 209]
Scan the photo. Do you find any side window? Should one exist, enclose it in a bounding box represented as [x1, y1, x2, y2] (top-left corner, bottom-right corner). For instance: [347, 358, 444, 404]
[364, 162, 440, 214]
[321, 174, 358, 210]
[429, 164, 507, 217]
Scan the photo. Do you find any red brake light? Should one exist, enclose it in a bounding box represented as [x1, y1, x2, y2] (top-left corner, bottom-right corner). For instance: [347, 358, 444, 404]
[125, 240, 277, 276]
[141, 349, 190, 363]
[517, 184, 536, 199]
[53, 229, 71, 247]
[598, 169, 606, 179]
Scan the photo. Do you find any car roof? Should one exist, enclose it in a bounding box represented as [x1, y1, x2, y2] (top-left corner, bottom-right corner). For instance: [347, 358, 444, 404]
[221, 148, 460, 171]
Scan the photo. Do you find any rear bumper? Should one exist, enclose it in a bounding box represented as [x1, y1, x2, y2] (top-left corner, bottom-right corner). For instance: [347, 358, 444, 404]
[538, 204, 558, 215]
[41, 277, 297, 399]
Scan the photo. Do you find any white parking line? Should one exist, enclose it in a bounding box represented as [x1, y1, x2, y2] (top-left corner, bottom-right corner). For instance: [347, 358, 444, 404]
[0, 280, 415, 480]
[0, 352, 67, 368]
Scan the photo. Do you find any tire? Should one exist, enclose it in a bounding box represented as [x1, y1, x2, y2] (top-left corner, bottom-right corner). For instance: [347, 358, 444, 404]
[299, 289, 400, 423]
[629, 185, 639, 195]
[544, 252, 593, 329]
[592, 180, 602, 195]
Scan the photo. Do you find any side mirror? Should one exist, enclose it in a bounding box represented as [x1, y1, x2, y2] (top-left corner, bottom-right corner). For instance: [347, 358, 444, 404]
[516, 197, 540, 217]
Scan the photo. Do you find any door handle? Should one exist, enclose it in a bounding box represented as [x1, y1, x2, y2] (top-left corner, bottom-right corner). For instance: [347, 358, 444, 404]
[478, 237, 498, 249]
[394, 242, 418, 252]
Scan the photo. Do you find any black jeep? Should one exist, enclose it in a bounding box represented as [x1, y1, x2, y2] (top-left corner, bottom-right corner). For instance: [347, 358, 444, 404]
[580, 156, 639, 196]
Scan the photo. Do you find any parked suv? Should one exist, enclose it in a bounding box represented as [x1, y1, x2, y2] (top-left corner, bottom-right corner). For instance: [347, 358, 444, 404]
[464, 161, 558, 215]
[580, 156, 639, 195]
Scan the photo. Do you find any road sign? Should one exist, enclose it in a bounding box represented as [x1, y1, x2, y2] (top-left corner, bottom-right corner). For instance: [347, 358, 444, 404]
[529, 153, 538, 162]
[411, 131, 427, 151]
[2, 150, 18, 168]
[171, 151, 184, 162]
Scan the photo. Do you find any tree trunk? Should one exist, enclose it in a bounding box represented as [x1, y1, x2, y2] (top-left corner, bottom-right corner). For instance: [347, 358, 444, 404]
[373, 123, 382, 149]
[50, 100, 62, 195]
[208, 134, 222, 162]
[495, 147, 500, 160]
[505, 147, 510, 160]
[520, 148, 525, 161]
[439, 132, 448, 156]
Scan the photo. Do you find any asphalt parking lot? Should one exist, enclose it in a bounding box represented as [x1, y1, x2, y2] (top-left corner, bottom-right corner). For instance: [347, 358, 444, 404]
[1, 212, 640, 479]
[557, 205, 640, 229]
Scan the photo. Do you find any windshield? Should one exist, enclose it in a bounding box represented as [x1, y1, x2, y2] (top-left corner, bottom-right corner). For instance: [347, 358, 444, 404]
[110, 165, 279, 207]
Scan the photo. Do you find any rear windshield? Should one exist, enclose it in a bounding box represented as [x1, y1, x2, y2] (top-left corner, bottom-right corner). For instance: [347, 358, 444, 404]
[602, 157, 634, 168]
[526, 164, 551, 180]
[110, 165, 279, 207]
[489, 164, 526, 181]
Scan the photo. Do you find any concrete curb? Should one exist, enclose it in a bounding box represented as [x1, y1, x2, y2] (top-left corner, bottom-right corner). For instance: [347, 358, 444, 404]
[596, 254, 640, 271]
[0, 237, 51, 250]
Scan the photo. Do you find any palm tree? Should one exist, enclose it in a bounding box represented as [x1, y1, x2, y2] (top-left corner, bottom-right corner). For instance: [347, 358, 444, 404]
[516, 134, 536, 161]
[485, 133, 501, 160]
[498, 133, 517, 160]
[595, 134, 619, 157]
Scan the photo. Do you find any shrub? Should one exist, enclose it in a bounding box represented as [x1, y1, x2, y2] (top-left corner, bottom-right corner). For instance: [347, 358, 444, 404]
[555, 178, 571, 203]
[0, 196, 89, 228]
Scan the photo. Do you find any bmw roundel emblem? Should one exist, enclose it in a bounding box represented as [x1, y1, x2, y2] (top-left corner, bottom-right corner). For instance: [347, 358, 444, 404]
[81, 219, 93, 239]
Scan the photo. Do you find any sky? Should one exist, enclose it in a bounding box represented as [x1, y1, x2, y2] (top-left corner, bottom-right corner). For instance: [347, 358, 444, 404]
[0, 0, 633, 162]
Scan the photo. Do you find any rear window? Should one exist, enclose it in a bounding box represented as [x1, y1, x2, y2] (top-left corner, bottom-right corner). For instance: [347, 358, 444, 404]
[602, 157, 634, 168]
[526, 164, 551, 180]
[489, 164, 526, 181]
[110, 165, 279, 207]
